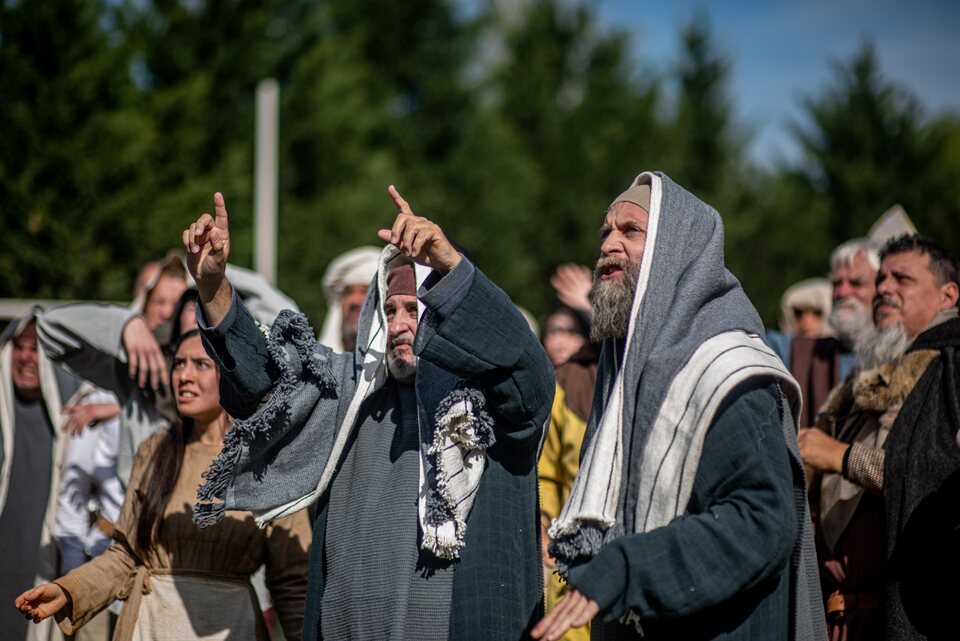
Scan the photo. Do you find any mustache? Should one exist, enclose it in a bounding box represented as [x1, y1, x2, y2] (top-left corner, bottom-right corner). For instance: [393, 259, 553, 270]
[833, 296, 865, 311]
[873, 295, 901, 312]
[390, 334, 413, 349]
[595, 255, 627, 270]
[593, 255, 628, 276]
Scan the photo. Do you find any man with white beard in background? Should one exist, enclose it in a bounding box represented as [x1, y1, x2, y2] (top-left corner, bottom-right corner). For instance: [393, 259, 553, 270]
[770, 239, 879, 427]
[799, 234, 960, 641]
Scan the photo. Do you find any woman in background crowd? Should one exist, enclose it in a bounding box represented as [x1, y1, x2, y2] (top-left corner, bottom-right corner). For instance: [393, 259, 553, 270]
[15, 329, 310, 641]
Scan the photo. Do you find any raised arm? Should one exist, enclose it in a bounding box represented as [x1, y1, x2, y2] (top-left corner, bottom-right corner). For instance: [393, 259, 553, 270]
[37, 304, 167, 395]
[380, 186, 554, 445]
[184, 191, 234, 327]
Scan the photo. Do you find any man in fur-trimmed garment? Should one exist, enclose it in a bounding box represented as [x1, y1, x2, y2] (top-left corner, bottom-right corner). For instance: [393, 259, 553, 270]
[533, 171, 825, 641]
[181, 189, 554, 641]
[799, 234, 960, 641]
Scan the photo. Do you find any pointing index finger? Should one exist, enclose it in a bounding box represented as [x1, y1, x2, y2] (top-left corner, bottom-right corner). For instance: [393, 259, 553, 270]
[213, 192, 230, 231]
[388, 185, 413, 216]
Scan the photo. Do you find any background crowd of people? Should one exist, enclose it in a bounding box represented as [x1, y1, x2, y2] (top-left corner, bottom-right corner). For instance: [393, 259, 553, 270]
[2, 175, 957, 641]
[3, 3, 960, 640]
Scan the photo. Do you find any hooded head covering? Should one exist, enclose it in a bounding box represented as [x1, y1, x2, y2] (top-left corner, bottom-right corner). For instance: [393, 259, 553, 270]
[779, 277, 834, 336]
[318, 246, 383, 351]
[550, 172, 823, 639]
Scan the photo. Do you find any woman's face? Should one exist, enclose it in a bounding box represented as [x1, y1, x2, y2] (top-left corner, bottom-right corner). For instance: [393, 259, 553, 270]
[543, 310, 587, 367]
[171, 335, 221, 421]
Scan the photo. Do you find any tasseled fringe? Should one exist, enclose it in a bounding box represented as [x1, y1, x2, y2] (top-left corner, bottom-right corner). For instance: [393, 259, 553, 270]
[549, 522, 609, 578]
[194, 310, 337, 528]
[193, 501, 226, 529]
[421, 385, 495, 559]
[432, 387, 496, 449]
[422, 520, 466, 561]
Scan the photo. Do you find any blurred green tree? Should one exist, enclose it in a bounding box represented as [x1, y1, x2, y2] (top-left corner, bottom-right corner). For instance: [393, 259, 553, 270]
[0, 0, 146, 300]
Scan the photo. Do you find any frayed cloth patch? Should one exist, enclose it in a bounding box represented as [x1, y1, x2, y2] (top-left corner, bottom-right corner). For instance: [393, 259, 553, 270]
[421, 386, 494, 559]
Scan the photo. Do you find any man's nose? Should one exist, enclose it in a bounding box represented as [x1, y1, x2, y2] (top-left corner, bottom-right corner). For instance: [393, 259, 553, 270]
[600, 232, 624, 256]
[389, 317, 410, 336]
[876, 276, 894, 296]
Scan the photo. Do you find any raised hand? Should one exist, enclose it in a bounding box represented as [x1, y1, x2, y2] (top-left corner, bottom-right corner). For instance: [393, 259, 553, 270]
[182, 192, 234, 326]
[62, 402, 121, 436]
[551, 263, 594, 315]
[122, 316, 167, 390]
[378, 185, 461, 274]
[15, 583, 69, 624]
[183, 192, 231, 301]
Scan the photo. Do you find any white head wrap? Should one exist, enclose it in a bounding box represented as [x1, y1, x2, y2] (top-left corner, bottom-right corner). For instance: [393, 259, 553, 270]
[318, 246, 382, 351]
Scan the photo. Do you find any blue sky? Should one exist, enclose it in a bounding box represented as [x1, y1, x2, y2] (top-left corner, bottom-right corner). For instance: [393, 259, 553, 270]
[593, 0, 960, 168]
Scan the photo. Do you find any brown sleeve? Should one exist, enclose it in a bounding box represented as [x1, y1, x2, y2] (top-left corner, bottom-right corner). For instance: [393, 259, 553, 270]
[55, 434, 161, 632]
[264, 509, 312, 641]
[845, 442, 885, 494]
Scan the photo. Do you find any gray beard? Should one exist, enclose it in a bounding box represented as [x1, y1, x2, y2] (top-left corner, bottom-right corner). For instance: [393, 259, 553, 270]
[855, 323, 911, 371]
[589, 261, 639, 343]
[387, 335, 418, 384]
[828, 299, 872, 347]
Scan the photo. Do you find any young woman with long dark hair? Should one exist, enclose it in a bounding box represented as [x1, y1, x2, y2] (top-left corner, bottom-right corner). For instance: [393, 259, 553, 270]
[15, 330, 310, 641]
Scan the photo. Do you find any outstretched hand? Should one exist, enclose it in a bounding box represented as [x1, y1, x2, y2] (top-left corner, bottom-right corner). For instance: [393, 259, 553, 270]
[531, 588, 599, 640]
[15, 583, 68, 624]
[183, 192, 231, 302]
[378, 186, 461, 274]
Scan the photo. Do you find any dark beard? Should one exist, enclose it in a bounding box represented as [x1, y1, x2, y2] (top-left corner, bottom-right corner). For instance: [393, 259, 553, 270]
[589, 258, 639, 343]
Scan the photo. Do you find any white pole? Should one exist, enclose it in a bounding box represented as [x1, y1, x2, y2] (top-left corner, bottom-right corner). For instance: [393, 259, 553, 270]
[255, 78, 279, 283]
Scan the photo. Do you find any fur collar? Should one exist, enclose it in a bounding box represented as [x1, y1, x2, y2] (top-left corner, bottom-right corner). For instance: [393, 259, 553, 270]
[819, 349, 939, 433]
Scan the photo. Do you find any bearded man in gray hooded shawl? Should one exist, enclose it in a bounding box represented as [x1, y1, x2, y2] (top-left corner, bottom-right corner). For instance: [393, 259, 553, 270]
[533, 172, 825, 641]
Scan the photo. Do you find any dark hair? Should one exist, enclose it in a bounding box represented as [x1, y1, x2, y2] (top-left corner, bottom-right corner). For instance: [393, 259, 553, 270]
[136, 328, 201, 554]
[166, 287, 199, 352]
[880, 234, 959, 290]
[543, 303, 590, 341]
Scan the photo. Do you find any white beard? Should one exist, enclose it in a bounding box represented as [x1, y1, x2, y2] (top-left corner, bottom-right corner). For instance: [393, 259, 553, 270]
[828, 298, 872, 346]
[855, 323, 911, 371]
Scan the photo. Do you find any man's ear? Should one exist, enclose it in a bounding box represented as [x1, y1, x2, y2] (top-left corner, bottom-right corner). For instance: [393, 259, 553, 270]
[940, 281, 959, 310]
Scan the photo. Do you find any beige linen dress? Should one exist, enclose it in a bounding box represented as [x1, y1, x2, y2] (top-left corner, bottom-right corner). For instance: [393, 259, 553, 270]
[53, 433, 311, 641]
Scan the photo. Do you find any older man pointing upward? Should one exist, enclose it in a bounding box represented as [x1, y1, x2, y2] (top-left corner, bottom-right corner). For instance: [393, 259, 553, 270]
[183, 188, 554, 641]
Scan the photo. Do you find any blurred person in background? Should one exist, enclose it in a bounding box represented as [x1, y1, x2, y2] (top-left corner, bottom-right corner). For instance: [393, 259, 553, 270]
[779, 278, 833, 340]
[0, 313, 83, 641]
[55, 383, 124, 641]
[768, 239, 880, 428]
[542, 303, 590, 367]
[539, 265, 599, 641]
[317, 246, 381, 353]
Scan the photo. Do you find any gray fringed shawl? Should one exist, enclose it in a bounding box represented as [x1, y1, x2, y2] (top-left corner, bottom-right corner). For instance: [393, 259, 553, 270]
[194, 247, 496, 561]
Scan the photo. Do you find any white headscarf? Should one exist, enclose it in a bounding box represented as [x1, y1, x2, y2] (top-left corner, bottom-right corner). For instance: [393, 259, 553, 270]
[318, 246, 382, 351]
